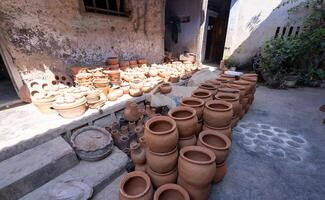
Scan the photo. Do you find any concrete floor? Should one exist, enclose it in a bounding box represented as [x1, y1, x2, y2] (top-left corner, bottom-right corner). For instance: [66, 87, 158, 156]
[209, 86, 325, 200]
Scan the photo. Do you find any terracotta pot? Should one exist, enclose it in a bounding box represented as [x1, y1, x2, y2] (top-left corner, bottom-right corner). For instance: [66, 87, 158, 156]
[202, 123, 232, 140]
[177, 176, 211, 200]
[220, 74, 236, 82]
[129, 121, 137, 133]
[130, 79, 144, 89]
[93, 79, 109, 88]
[191, 89, 212, 102]
[33, 98, 56, 114]
[242, 95, 249, 112]
[178, 146, 216, 187]
[231, 115, 240, 128]
[107, 90, 119, 101]
[203, 100, 233, 128]
[241, 73, 258, 91]
[179, 135, 197, 149]
[119, 171, 154, 200]
[233, 80, 251, 95]
[146, 166, 178, 188]
[130, 60, 138, 65]
[168, 106, 198, 139]
[117, 135, 130, 150]
[124, 101, 141, 122]
[215, 93, 241, 117]
[196, 119, 203, 136]
[214, 162, 227, 183]
[159, 83, 172, 94]
[142, 83, 152, 93]
[52, 99, 87, 119]
[205, 79, 221, 87]
[129, 88, 143, 97]
[130, 142, 146, 165]
[198, 83, 217, 95]
[226, 84, 245, 104]
[137, 58, 147, 65]
[135, 126, 144, 138]
[153, 183, 190, 200]
[146, 147, 178, 174]
[197, 130, 231, 164]
[138, 136, 146, 149]
[107, 57, 118, 65]
[121, 125, 129, 135]
[216, 77, 229, 85]
[109, 64, 120, 71]
[180, 97, 204, 120]
[169, 76, 180, 83]
[144, 116, 178, 153]
[135, 163, 147, 172]
[111, 129, 120, 142]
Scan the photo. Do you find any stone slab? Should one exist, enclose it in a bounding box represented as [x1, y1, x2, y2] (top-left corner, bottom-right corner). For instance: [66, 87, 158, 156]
[0, 137, 78, 200]
[20, 147, 128, 200]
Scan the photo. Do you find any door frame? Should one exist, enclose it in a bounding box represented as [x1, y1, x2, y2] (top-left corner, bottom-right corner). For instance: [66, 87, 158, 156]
[201, 9, 219, 63]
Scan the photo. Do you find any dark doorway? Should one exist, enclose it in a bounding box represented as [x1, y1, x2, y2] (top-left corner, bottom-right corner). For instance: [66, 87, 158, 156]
[0, 54, 21, 110]
[204, 0, 231, 63]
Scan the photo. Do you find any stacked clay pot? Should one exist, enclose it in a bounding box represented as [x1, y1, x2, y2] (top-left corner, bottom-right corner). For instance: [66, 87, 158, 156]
[191, 89, 213, 103]
[215, 93, 241, 129]
[197, 130, 231, 183]
[154, 184, 190, 200]
[177, 146, 216, 200]
[130, 142, 147, 172]
[168, 106, 198, 149]
[144, 116, 179, 188]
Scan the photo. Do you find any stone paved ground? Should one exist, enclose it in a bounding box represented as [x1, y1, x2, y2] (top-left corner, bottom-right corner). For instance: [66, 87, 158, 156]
[209, 86, 325, 200]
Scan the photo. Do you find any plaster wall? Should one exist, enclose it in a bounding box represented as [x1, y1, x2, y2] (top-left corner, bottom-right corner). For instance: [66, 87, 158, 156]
[0, 0, 165, 82]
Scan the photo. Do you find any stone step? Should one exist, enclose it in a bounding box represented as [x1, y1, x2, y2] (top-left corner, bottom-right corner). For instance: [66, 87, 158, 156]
[0, 137, 78, 200]
[20, 147, 128, 200]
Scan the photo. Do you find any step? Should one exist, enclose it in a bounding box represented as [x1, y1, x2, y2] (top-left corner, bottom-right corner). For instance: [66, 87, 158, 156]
[0, 137, 78, 200]
[92, 172, 127, 200]
[20, 147, 128, 200]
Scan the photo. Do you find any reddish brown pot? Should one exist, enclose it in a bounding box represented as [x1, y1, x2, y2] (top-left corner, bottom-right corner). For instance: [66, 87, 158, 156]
[177, 176, 211, 200]
[135, 163, 147, 172]
[220, 74, 236, 82]
[130, 142, 146, 165]
[197, 130, 231, 164]
[159, 83, 172, 94]
[109, 64, 120, 71]
[242, 95, 249, 112]
[196, 119, 203, 136]
[205, 79, 221, 87]
[191, 89, 213, 102]
[124, 101, 141, 122]
[198, 83, 217, 95]
[137, 58, 147, 65]
[214, 162, 227, 183]
[154, 183, 190, 200]
[168, 106, 198, 139]
[144, 116, 178, 153]
[233, 80, 251, 95]
[241, 73, 257, 91]
[106, 70, 121, 81]
[180, 97, 205, 120]
[146, 166, 178, 188]
[216, 77, 229, 87]
[146, 147, 178, 174]
[178, 146, 216, 187]
[202, 123, 232, 140]
[203, 100, 233, 128]
[130, 60, 138, 65]
[231, 115, 240, 128]
[178, 135, 197, 149]
[226, 83, 245, 103]
[107, 57, 118, 65]
[215, 93, 241, 117]
[119, 171, 154, 200]
[138, 136, 147, 149]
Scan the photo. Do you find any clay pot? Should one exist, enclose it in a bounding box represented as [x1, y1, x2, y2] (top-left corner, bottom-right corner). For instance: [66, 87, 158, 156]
[241, 73, 257, 91]
[242, 95, 249, 112]
[220, 74, 236, 82]
[146, 147, 178, 174]
[169, 76, 180, 83]
[130, 79, 144, 89]
[142, 83, 152, 93]
[197, 130, 231, 164]
[231, 115, 240, 128]
[121, 83, 130, 94]
[168, 106, 198, 139]
[93, 79, 109, 88]
[226, 84, 245, 103]
[205, 79, 221, 87]
[146, 166, 178, 188]
[202, 123, 232, 140]
[119, 171, 154, 200]
[191, 89, 212, 102]
[107, 90, 119, 101]
[117, 135, 130, 150]
[203, 100, 233, 128]
[196, 119, 203, 136]
[52, 98, 87, 119]
[129, 121, 137, 133]
[130, 142, 146, 165]
[124, 101, 141, 122]
[216, 77, 229, 85]
[144, 116, 178, 153]
[159, 83, 172, 94]
[135, 126, 144, 138]
[179, 135, 197, 149]
[129, 88, 143, 97]
[137, 58, 147, 65]
[178, 146, 216, 187]
[33, 98, 56, 114]
[107, 57, 118, 65]
[233, 80, 251, 95]
[177, 176, 211, 200]
[153, 183, 190, 200]
[198, 83, 217, 95]
[215, 93, 241, 117]
[130, 60, 138, 65]
[138, 136, 146, 149]
[121, 125, 129, 135]
[214, 162, 227, 183]
[135, 163, 147, 172]
[180, 97, 204, 120]
[109, 64, 120, 71]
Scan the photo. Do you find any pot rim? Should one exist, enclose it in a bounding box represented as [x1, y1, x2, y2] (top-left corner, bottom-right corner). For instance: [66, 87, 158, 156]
[198, 130, 231, 150]
[154, 183, 190, 200]
[203, 123, 231, 130]
[205, 100, 233, 112]
[192, 89, 212, 98]
[216, 77, 229, 82]
[147, 165, 177, 176]
[216, 162, 226, 167]
[226, 83, 245, 91]
[168, 106, 197, 121]
[180, 145, 216, 165]
[215, 93, 239, 102]
[148, 146, 178, 156]
[120, 171, 152, 199]
[233, 80, 250, 86]
[180, 97, 205, 108]
[179, 134, 195, 141]
[199, 83, 217, 90]
[145, 116, 177, 135]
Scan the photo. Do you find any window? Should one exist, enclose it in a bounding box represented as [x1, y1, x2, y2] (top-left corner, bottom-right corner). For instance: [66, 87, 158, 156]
[83, 0, 129, 17]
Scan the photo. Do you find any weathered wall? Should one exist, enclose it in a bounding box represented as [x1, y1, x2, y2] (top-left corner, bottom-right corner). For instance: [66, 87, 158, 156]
[223, 0, 307, 65]
[0, 0, 164, 81]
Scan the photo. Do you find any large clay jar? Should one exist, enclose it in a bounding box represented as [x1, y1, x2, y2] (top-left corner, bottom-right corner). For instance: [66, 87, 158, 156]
[138, 136, 147, 149]
[124, 101, 141, 122]
[197, 130, 231, 164]
[144, 116, 178, 153]
[135, 163, 147, 172]
[198, 83, 217, 95]
[233, 80, 251, 95]
[159, 83, 172, 94]
[205, 79, 221, 88]
[146, 147, 178, 174]
[220, 74, 236, 82]
[203, 100, 233, 128]
[168, 106, 198, 139]
[179, 135, 197, 149]
[202, 123, 232, 140]
[191, 89, 213, 103]
[178, 146, 216, 187]
[215, 93, 241, 117]
[214, 162, 227, 183]
[226, 83, 245, 103]
[177, 174, 211, 200]
[119, 171, 154, 200]
[196, 119, 203, 136]
[180, 97, 205, 120]
[153, 183, 190, 200]
[146, 166, 178, 188]
[130, 142, 146, 165]
[241, 73, 257, 92]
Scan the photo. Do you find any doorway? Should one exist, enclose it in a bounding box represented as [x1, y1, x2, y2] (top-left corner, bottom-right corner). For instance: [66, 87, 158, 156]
[203, 0, 231, 63]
